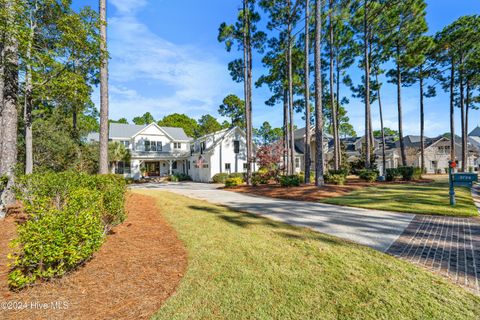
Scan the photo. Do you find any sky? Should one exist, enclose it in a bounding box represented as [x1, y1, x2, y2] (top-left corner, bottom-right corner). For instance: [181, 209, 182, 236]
[73, 0, 480, 137]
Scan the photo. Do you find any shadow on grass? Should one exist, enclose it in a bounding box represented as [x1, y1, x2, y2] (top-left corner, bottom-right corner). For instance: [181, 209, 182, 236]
[188, 205, 281, 229]
[188, 205, 353, 250]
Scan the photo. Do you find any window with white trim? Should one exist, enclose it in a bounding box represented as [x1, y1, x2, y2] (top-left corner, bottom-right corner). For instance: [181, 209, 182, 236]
[295, 157, 300, 169]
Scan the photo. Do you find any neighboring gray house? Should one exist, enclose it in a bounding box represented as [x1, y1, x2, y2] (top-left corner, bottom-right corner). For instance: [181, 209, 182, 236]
[291, 126, 480, 174]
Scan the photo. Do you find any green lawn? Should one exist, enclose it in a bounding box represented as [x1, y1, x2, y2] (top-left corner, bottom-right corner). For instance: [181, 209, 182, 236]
[135, 190, 480, 320]
[322, 182, 478, 217]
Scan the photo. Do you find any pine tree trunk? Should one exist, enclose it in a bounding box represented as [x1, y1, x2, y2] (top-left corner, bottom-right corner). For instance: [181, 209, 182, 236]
[329, 0, 339, 171]
[0, 43, 4, 172]
[0, 0, 19, 218]
[304, 0, 311, 183]
[450, 60, 456, 162]
[99, 0, 109, 174]
[465, 80, 470, 170]
[24, 15, 36, 175]
[246, 3, 253, 185]
[419, 73, 425, 174]
[287, 2, 295, 176]
[283, 89, 289, 174]
[396, 52, 407, 167]
[24, 64, 33, 175]
[314, 0, 324, 187]
[363, 0, 371, 168]
[459, 56, 466, 172]
[335, 52, 342, 166]
[375, 73, 386, 177]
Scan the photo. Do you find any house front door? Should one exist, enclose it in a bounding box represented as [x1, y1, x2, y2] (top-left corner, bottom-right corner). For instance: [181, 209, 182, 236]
[145, 162, 160, 177]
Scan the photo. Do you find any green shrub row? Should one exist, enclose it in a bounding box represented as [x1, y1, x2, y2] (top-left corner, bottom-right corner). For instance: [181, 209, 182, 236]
[225, 177, 244, 188]
[387, 167, 422, 181]
[9, 172, 126, 289]
[252, 168, 279, 186]
[280, 175, 301, 187]
[213, 172, 245, 184]
[358, 169, 379, 182]
[169, 173, 192, 182]
[324, 169, 348, 185]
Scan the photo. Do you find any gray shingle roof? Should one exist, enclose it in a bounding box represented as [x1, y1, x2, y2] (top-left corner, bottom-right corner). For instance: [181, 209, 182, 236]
[109, 123, 146, 139]
[160, 126, 192, 141]
[86, 123, 192, 141]
[294, 127, 333, 140]
[469, 126, 480, 137]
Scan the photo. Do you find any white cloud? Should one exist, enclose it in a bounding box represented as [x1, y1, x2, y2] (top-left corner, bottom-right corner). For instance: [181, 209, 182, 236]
[110, 0, 147, 14]
[104, 0, 240, 122]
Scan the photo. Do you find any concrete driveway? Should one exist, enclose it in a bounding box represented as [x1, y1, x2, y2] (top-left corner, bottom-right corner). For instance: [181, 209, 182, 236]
[132, 182, 414, 252]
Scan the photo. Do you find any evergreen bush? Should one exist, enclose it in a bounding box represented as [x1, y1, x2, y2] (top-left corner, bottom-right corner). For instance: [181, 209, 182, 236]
[279, 175, 301, 187]
[212, 173, 229, 184]
[358, 169, 378, 182]
[9, 172, 126, 289]
[225, 177, 244, 188]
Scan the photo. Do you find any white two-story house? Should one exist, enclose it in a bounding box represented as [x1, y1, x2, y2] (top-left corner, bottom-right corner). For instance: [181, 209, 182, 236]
[87, 123, 253, 182]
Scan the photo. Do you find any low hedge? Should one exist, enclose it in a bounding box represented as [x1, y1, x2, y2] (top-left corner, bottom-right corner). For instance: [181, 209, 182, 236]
[9, 172, 126, 289]
[252, 168, 277, 186]
[325, 173, 346, 185]
[397, 166, 422, 181]
[280, 175, 301, 187]
[229, 172, 245, 181]
[225, 177, 244, 188]
[212, 173, 229, 184]
[170, 173, 192, 182]
[324, 169, 348, 185]
[358, 169, 378, 182]
[386, 168, 400, 182]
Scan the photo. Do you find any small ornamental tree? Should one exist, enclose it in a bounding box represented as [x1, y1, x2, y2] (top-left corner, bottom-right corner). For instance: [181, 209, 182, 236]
[256, 140, 285, 172]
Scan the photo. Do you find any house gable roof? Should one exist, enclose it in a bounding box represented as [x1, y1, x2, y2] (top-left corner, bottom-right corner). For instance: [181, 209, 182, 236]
[194, 127, 249, 154]
[469, 126, 480, 137]
[110, 123, 146, 139]
[87, 122, 192, 141]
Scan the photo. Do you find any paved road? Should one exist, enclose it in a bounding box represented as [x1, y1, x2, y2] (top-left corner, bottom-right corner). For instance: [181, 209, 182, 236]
[132, 182, 414, 252]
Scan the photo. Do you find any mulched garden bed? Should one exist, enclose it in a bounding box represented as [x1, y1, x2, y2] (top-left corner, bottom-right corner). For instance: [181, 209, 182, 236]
[0, 193, 187, 320]
[230, 177, 435, 202]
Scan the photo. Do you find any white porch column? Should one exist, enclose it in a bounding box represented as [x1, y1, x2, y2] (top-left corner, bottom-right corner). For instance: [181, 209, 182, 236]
[169, 160, 173, 175]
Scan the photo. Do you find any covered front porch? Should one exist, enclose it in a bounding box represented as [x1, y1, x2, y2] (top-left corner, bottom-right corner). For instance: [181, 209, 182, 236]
[139, 159, 188, 178]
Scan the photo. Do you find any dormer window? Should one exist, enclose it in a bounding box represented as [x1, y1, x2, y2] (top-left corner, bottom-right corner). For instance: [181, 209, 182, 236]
[174, 142, 182, 149]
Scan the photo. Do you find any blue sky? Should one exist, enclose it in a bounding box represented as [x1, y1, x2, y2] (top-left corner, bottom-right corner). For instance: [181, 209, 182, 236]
[74, 0, 480, 137]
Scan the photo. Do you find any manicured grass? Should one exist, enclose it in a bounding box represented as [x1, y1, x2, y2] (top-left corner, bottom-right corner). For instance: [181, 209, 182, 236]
[321, 182, 478, 217]
[135, 190, 480, 320]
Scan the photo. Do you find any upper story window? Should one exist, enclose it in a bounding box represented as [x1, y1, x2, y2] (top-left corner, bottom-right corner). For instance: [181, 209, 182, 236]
[200, 141, 206, 154]
[173, 142, 182, 149]
[234, 140, 240, 154]
[142, 140, 162, 152]
[121, 140, 130, 149]
[438, 145, 450, 154]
